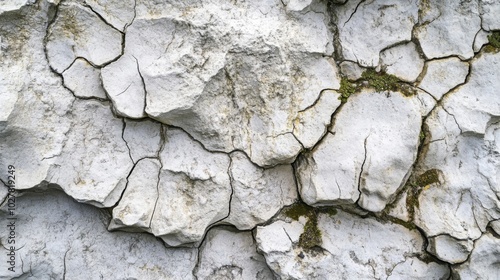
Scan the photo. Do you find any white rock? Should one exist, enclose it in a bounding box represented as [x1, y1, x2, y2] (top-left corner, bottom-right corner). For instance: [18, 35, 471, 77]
[293, 89, 341, 149]
[490, 220, 500, 235]
[296, 89, 421, 212]
[335, 0, 418, 67]
[81, 0, 135, 31]
[415, 0, 481, 59]
[0, 0, 35, 14]
[479, 0, 500, 30]
[195, 227, 274, 279]
[418, 57, 469, 100]
[45, 1, 122, 72]
[150, 128, 232, 246]
[101, 54, 146, 118]
[109, 158, 161, 231]
[415, 52, 500, 247]
[0, 190, 197, 280]
[46, 100, 133, 207]
[283, 0, 313, 12]
[224, 152, 297, 230]
[122, 119, 162, 163]
[473, 29, 491, 52]
[452, 233, 500, 279]
[380, 42, 424, 82]
[102, 0, 339, 166]
[0, 1, 75, 190]
[387, 257, 450, 280]
[387, 191, 411, 222]
[340, 61, 364, 81]
[427, 235, 474, 264]
[62, 58, 107, 99]
[256, 210, 448, 279]
[415, 89, 438, 116]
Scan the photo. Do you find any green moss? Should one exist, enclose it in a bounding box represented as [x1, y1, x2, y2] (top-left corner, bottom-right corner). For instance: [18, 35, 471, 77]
[361, 69, 416, 96]
[405, 169, 441, 219]
[299, 217, 322, 249]
[488, 31, 500, 49]
[415, 169, 440, 187]
[318, 207, 338, 217]
[338, 77, 357, 103]
[284, 203, 314, 221]
[419, 131, 425, 142]
[283, 203, 326, 249]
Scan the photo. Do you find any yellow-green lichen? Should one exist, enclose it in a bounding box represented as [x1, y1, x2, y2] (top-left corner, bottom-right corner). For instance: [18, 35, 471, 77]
[415, 169, 440, 187]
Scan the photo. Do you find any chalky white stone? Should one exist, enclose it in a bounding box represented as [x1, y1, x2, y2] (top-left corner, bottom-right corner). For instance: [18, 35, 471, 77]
[0, 0, 499, 277]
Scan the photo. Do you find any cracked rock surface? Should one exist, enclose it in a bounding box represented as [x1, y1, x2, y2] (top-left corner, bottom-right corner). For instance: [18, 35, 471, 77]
[1, 0, 500, 278]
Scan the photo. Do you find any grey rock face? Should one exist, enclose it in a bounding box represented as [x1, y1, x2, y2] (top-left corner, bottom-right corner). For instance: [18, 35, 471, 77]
[1, 0, 499, 278]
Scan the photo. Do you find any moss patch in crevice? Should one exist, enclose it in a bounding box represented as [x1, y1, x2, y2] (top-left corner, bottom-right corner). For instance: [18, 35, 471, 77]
[487, 31, 500, 49]
[404, 169, 441, 220]
[284, 203, 337, 249]
[337, 69, 416, 103]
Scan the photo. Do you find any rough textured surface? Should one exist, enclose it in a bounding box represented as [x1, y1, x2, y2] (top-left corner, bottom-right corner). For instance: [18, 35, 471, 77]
[296, 89, 422, 212]
[0, 191, 197, 280]
[256, 210, 450, 279]
[1, 0, 499, 278]
[195, 227, 273, 279]
[415, 0, 481, 59]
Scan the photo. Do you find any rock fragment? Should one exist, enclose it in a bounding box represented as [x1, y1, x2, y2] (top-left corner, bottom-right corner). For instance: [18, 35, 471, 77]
[380, 42, 424, 82]
[62, 58, 107, 99]
[296, 89, 421, 212]
[334, 0, 418, 67]
[45, 1, 122, 72]
[0, 191, 197, 280]
[415, 0, 481, 59]
[195, 227, 274, 279]
[418, 57, 469, 99]
[224, 152, 297, 230]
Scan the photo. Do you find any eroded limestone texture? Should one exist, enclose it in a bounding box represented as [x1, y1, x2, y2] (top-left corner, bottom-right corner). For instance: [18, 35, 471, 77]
[1, 0, 499, 278]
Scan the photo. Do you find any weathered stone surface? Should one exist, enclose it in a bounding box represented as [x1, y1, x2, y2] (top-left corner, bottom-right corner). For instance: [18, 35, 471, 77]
[122, 119, 162, 163]
[0, 190, 197, 280]
[427, 235, 474, 264]
[224, 152, 297, 230]
[46, 100, 133, 207]
[46, 1, 122, 73]
[101, 54, 146, 118]
[102, 0, 339, 166]
[416, 0, 481, 59]
[387, 257, 450, 280]
[479, 0, 500, 30]
[195, 227, 274, 279]
[81, 0, 136, 31]
[334, 0, 418, 67]
[380, 42, 424, 82]
[256, 210, 449, 279]
[151, 128, 232, 246]
[293, 90, 341, 149]
[62, 58, 107, 99]
[452, 233, 500, 279]
[296, 89, 422, 212]
[109, 158, 161, 232]
[339, 60, 364, 81]
[418, 57, 469, 100]
[2, 0, 500, 276]
[414, 51, 500, 255]
[473, 29, 491, 52]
